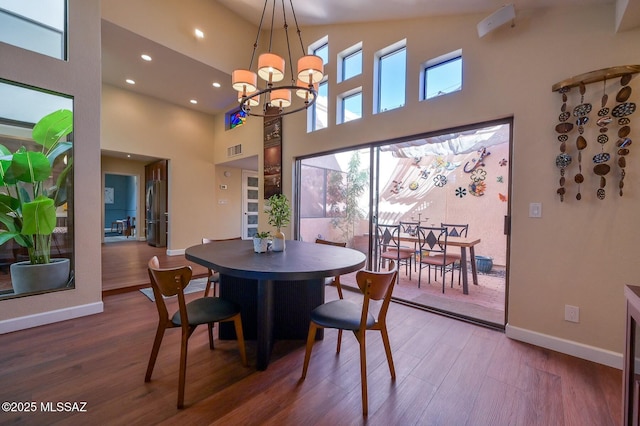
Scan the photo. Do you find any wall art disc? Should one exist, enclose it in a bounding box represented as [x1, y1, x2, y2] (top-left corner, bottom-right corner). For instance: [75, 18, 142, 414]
[597, 134, 609, 144]
[468, 181, 486, 196]
[558, 134, 568, 142]
[597, 188, 606, 200]
[596, 116, 612, 127]
[618, 117, 630, 125]
[555, 153, 572, 168]
[618, 126, 631, 138]
[594, 163, 611, 175]
[617, 138, 632, 148]
[573, 103, 593, 116]
[612, 102, 636, 117]
[555, 122, 574, 133]
[409, 181, 418, 191]
[617, 86, 632, 103]
[593, 152, 610, 163]
[598, 108, 610, 117]
[559, 111, 570, 122]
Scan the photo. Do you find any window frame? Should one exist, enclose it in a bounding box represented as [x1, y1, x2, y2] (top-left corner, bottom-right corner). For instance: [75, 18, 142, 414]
[374, 40, 407, 114]
[421, 49, 463, 101]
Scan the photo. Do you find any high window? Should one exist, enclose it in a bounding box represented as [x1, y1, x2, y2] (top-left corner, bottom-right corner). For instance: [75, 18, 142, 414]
[338, 90, 362, 124]
[422, 50, 463, 100]
[0, 0, 67, 59]
[314, 43, 329, 65]
[375, 42, 406, 113]
[339, 45, 362, 82]
[312, 80, 328, 131]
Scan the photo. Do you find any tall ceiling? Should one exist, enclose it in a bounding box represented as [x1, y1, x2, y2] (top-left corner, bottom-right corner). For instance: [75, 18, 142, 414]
[101, 0, 634, 118]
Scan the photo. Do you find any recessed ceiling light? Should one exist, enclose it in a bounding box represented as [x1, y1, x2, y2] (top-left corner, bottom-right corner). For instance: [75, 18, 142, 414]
[212, 82, 221, 88]
[141, 54, 152, 61]
[126, 79, 135, 85]
[190, 99, 198, 104]
[194, 28, 204, 39]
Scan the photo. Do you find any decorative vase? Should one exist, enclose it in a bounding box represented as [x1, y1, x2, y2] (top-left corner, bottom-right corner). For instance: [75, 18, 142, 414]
[253, 237, 269, 253]
[475, 255, 493, 273]
[272, 229, 286, 252]
[10, 258, 71, 295]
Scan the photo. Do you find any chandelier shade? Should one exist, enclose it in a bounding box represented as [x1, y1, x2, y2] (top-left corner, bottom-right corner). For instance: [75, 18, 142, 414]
[232, 69, 257, 93]
[258, 53, 286, 83]
[232, 0, 323, 118]
[297, 55, 324, 84]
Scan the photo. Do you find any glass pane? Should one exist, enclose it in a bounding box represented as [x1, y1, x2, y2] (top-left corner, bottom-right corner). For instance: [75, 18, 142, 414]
[343, 50, 362, 81]
[247, 189, 258, 200]
[0, 0, 66, 60]
[247, 177, 259, 188]
[300, 165, 326, 218]
[247, 202, 258, 212]
[313, 81, 328, 131]
[426, 56, 462, 99]
[343, 92, 362, 122]
[0, 79, 74, 299]
[314, 43, 328, 64]
[247, 228, 257, 238]
[379, 47, 406, 112]
[247, 215, 258, 225]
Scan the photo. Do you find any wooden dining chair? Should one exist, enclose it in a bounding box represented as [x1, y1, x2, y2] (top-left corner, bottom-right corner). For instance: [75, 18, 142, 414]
[416, 226, 457, 292]
[301, 261, 398, 416]
[145, 256, 247, 409]
[377, 224, 413, 281]
[315, 238, 347, 299]
[201, 237, 241, 296]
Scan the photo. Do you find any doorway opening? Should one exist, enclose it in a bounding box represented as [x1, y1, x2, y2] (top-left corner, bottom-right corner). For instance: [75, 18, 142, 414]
[296, 119, 511, 328]
[104, 173, 138, 243]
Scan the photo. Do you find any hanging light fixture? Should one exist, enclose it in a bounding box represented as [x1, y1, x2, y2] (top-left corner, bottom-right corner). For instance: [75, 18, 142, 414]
[232, 0, 324, 118]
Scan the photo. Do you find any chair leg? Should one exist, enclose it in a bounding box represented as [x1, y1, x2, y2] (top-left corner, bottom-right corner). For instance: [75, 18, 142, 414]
[335, 277, 344, 299]
[204, 281, 211, 297]
[177, 327, 192, 409]
[207, 323, 214, 350]
[336, 329, 343, 353]
[145, 324, 166, 382]
[380, 326, 396, 379]
[232, 314, 248, 367]
[358, 331, 368, 416]
[301, 322, 319, 379]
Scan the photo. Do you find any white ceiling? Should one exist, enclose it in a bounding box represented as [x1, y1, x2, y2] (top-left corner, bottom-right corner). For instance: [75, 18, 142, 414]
[101, 0, 633, 121]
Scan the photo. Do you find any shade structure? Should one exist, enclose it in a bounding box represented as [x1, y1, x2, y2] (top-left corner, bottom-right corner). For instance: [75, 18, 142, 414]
[258, 53, 286, 83]
[297, 55, 324, 84]
[270, 88, 291, 108]
[232, 69, 257, 93]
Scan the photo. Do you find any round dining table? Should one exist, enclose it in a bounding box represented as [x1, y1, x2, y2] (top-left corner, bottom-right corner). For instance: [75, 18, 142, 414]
[185, 239, 366, 370]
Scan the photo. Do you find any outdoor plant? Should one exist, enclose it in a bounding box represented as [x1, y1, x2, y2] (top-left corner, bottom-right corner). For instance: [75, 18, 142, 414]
[266, 193, 291, 231]
[0, 109, 73, 264]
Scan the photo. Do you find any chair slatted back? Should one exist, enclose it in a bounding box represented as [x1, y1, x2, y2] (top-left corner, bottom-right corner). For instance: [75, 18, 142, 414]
[417, 226, 448, 254]
[376, 224, 403, 252]
[441, 223, 469, 238]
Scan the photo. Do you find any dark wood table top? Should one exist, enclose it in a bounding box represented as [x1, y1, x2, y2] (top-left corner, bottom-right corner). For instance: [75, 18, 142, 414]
[185, 239, 367, 281]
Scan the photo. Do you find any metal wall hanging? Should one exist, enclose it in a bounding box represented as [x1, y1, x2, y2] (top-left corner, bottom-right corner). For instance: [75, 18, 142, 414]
[552, 65, 639, 202]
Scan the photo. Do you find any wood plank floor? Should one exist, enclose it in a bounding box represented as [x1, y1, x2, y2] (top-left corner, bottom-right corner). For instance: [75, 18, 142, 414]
[0, 280, 622, 425]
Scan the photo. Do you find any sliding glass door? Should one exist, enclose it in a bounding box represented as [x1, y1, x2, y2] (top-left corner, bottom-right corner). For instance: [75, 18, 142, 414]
[296, 119, 512, 328]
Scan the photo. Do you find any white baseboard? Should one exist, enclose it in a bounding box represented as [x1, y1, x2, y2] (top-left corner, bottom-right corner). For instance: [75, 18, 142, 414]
[166, 248, 185, 256]
[0, 302, 104, 335]
[505, 323, 622, 370]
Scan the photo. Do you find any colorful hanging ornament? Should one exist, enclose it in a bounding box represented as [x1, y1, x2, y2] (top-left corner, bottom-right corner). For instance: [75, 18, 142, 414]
[572, 82, 592, 200]
[593, 78, 611, 200]
[613, 73, 635, 196]
[555, 86, 573, 201]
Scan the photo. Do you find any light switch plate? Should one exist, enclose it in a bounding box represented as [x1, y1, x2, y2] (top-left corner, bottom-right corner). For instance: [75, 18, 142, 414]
[529, 202, 542, 218]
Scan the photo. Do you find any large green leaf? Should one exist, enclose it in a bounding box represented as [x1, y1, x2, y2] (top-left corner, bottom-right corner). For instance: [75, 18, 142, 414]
[0, 193, 20, 214]
[3, 151, 51, 185]
[32, 109, 73, 150]
[21, 196, 56, 235]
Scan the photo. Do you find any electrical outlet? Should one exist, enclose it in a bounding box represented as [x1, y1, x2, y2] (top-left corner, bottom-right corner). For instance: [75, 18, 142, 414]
[565, 305, 580, 323]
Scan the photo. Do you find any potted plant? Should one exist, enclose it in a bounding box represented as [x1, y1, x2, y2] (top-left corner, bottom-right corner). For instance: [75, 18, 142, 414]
[0, 109, 73, 294]
[265, 194, 291, 252]
[253, 231, 271, 253]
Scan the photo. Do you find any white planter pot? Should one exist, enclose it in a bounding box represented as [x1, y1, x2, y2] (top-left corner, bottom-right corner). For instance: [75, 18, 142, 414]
[253, 238, 269, 253]
[272, 230, 286, 252]
[10, 258, 71, 295]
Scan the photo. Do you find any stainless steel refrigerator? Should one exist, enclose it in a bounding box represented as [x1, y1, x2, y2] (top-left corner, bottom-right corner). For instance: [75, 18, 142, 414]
[146, 180, 167, 247]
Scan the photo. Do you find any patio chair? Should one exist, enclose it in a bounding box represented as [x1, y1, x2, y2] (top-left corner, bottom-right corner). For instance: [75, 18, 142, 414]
[377, 223, 413, 281]
[416, 226, 457, 292]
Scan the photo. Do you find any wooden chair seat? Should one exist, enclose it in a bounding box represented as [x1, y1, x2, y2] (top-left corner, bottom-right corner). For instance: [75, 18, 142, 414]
[301, 261, 398, 416]
[145, 256, 247, 409]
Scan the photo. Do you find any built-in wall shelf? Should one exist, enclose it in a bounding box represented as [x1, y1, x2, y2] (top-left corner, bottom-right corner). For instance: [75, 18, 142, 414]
[552, 65, 640, 92]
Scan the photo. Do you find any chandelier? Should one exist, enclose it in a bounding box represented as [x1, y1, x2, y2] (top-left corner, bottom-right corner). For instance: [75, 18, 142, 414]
[232, 0, 324, 118]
